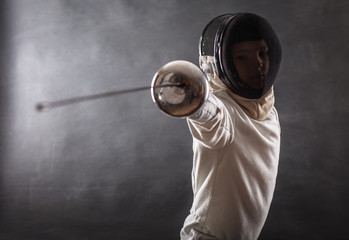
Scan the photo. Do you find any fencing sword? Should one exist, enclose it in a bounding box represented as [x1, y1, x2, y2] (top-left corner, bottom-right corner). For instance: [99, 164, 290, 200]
[36, 82, 185, 112]
[36, 60, 209, 118]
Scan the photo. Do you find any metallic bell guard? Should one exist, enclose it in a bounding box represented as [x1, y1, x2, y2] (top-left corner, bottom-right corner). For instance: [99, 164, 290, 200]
[151, 60, 209, 118]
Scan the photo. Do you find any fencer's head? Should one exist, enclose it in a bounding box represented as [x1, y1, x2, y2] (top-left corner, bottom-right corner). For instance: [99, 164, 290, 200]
[199, 13, 282, 99]
[231, 39, 269, 90]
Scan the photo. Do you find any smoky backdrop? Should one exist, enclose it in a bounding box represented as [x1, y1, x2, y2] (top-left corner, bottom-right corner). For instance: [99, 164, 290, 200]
[1, 0, 348, 239]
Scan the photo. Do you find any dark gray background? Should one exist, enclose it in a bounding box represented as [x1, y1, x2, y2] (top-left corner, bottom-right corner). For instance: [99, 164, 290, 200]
[1, 0, 348, 239]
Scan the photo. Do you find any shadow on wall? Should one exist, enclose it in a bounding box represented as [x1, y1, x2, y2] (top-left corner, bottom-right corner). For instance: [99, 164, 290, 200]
[0, 0, 10, 226]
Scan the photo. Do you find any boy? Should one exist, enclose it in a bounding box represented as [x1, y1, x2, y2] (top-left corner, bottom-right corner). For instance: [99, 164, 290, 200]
[180, 13, 282, 240]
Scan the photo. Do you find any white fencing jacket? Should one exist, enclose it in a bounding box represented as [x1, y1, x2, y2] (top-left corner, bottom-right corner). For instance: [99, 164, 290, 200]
[181, 89, 281, 240]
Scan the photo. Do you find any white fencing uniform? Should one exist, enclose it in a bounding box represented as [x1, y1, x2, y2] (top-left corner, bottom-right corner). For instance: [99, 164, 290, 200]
[180, 88, 281, 240]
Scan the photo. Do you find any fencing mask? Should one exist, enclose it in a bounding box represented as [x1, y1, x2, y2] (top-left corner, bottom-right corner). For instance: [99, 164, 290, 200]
[200, 13, 282, 99]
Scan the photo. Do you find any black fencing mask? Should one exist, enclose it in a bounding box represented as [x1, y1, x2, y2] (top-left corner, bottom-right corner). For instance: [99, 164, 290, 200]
[200, 13, 282, 99]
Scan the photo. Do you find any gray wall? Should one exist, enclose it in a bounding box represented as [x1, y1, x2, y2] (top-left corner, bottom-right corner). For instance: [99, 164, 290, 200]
[1, 0, 349, 239]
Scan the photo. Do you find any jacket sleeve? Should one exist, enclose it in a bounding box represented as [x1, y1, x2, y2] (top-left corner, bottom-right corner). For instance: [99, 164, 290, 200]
[187, 92, 235, 149]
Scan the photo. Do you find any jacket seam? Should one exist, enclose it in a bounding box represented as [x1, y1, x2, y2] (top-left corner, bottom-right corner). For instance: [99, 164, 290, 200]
[201, 148, 221, 234]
